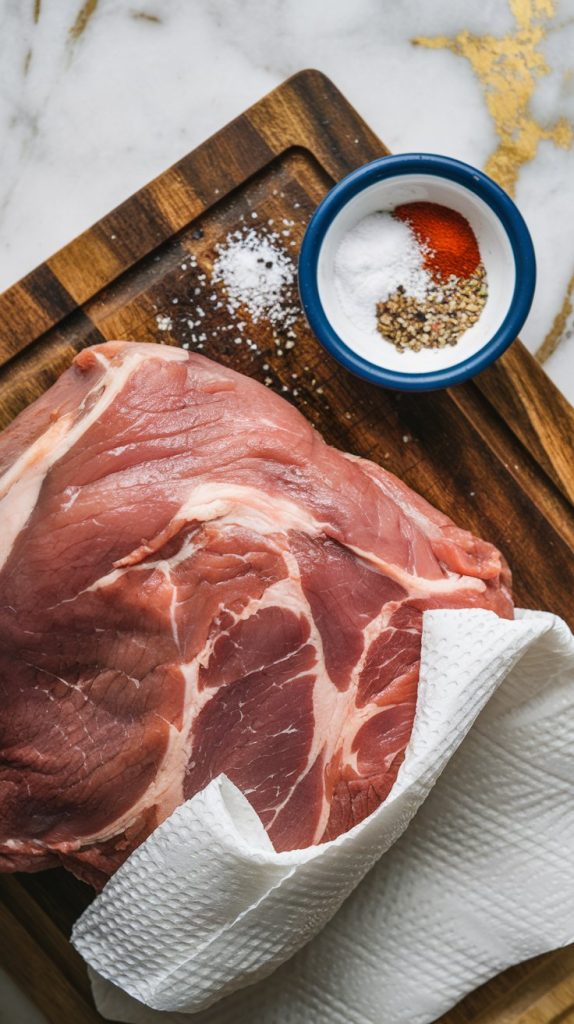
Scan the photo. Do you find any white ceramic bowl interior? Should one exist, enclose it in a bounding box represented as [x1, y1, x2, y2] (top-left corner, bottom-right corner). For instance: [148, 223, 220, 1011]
[317, 173, 516, 375]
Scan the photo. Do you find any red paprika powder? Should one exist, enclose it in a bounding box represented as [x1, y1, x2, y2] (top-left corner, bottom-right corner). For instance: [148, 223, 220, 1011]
[394, 201, 480, 282]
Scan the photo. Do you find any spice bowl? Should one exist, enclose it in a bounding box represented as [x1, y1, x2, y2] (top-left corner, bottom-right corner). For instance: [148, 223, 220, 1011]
[298, 154, 536, 391]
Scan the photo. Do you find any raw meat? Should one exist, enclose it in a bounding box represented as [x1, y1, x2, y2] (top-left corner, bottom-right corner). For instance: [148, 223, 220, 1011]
[0, 342, 512, 888]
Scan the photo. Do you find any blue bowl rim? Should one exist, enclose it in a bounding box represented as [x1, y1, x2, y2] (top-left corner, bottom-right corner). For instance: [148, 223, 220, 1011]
[298, 153, 536, 391]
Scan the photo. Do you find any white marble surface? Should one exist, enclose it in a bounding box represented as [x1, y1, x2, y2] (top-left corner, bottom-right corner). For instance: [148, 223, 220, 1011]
[0, 2, 572, 1021]
[0, 0, 573, 400]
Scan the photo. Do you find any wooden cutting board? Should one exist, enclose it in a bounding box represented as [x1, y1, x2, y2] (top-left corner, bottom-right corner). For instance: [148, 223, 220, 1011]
[0, 69, 573, 1024]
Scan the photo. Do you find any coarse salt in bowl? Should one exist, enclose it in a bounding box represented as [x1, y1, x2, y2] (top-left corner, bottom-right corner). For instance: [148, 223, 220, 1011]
[298, 154, 536, 391]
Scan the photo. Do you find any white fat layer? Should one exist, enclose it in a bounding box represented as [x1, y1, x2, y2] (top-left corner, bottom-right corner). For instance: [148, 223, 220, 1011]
[175, 482, 325, 539]
[100, 480, 487, 597]
[177, 483, 486, 596]
[332, 616, 419, 776]
[77, 567, 324, 846]
[347, 541, 486, 596]
[0, 346, 187, 573]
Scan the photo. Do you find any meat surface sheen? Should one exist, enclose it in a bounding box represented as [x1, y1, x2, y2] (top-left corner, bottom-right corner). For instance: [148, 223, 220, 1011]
[0, 342, 513, 887]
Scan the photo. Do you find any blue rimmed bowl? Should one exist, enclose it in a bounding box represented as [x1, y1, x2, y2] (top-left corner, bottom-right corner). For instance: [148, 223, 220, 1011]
[298, 154, 536, 391]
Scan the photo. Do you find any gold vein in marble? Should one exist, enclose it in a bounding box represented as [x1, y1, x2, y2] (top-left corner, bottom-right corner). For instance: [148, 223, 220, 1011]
[535, 272, 574, 361]
[33, 0, 41, 24]
[414, 0, 574, 364]
[69, 0, 99, 41]
[414, 0, 572, 196]
[130, 10, 162, 22]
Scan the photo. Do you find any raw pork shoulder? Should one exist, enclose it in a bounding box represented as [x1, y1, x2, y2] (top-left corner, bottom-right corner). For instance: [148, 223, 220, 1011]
[0, 342, 512, 887]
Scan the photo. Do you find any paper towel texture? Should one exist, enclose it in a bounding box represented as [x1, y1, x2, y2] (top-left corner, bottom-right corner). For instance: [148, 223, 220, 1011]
[74, 609, 574, 1023]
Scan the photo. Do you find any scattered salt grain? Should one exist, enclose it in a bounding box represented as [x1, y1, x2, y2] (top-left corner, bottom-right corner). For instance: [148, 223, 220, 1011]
[160, 209, 306, 359]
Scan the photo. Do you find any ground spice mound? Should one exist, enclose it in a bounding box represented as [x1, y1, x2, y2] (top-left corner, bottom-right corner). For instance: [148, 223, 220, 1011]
[394, 201, 481, 282]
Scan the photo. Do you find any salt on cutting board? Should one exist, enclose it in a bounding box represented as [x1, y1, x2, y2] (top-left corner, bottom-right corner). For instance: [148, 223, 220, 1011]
[0, 70, 572, 1024]
[212, 225, 299, 333]
[155, 224, 300, 361]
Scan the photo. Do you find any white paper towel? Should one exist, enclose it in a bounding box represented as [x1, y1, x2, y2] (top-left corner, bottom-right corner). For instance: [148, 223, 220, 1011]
[72, 608, 574, 1024]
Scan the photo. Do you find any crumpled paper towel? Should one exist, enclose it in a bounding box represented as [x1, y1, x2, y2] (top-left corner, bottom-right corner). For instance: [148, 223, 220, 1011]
[72, 608, 574, 1024]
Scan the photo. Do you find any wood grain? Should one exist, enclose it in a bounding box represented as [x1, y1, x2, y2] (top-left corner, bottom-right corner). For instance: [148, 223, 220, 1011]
[0, 68, 572, 1024]
[443, 949, 574, 1024]
[0, 880, 100, 1024]
[478, 342, 574, 505]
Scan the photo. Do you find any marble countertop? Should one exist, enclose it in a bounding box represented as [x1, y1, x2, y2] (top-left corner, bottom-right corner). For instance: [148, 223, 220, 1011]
[1, 0, 573, 402]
